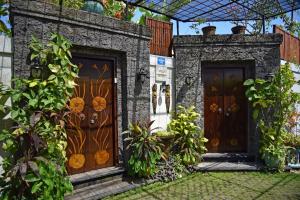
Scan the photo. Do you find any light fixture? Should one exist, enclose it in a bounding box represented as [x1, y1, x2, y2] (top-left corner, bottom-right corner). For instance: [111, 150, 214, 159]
[185, 76, 193, 85]
[264, 72, 274, 81]
[30, 58, 43, 79]
[160, 81, 166, 92]
[137, 67, 149, 84]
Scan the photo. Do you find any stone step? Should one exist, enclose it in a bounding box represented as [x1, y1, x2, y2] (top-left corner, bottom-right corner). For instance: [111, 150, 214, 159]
[195, 161, 262, 172]
[70, 166, 125, 190]
[202, 153, 256, 162]
[65, 176, 155, 200]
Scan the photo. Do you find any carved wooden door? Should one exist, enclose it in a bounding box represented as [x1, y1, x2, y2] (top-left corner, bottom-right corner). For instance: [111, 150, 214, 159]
[204, 66, 247, 153]
[66, 56, 116, 174]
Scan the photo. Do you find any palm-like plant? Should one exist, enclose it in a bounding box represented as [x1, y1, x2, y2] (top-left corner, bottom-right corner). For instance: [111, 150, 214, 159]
[124, 121, 164, 177]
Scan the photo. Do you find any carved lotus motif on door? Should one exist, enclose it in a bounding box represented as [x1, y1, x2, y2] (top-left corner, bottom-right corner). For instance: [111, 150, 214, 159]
[210, 103, 219, 113]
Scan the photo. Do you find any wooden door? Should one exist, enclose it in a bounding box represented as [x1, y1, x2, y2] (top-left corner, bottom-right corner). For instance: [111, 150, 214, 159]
[66, 56, 116, 175]
[204, 66, 247, 153]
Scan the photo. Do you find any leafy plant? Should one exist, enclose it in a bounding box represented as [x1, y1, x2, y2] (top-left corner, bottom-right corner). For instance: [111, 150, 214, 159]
[103, 0, 135, 21]
[285, 133, 300, 148]
[168, 106, 208, 165]
[244, 63, 300, 171]
[0, 33, 78, 199]
[138, 7, 169, 25]
[152, 154, 187, 182]
[50, 0, 84, 9]
[0, 82, 10, 119]
[124, 121, 163, 177]
[0, 0, 11, 36]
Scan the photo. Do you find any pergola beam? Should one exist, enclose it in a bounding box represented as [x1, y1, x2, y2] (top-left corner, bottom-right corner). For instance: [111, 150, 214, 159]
[183, 1, 236, 22]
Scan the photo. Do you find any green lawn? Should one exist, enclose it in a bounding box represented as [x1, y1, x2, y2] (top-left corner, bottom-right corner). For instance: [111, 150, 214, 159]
[105, 172, 300, 200]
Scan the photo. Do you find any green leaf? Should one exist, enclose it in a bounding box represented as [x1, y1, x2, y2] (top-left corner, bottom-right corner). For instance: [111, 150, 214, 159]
[31, 181, 43, 193]
[252, 109, 259, 119]
[29, 81, 38, 87]
[244, 79, 254, 86]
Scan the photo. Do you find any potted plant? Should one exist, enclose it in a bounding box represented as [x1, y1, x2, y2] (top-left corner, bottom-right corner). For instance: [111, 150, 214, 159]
[82, 0, 104, 14]
[202, 23, 216, 36]
[155, 130, 176, 158]
[231, 25, 246, 34]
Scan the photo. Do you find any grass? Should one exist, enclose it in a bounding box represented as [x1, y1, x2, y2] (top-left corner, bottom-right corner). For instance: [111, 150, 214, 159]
[105, 172, 300, 200]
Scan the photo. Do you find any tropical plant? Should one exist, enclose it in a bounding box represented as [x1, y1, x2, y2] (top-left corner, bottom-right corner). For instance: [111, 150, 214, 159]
[244, 63, 300, 171]
[0, 33, 78, 199]
[168, 106, 208, 165]
[50, 0, 84, 9]
[124, 121, 164, 177]
[0, 0, 10, 36]
[138, 7, 170, 25]
[102, 0, 135, 21]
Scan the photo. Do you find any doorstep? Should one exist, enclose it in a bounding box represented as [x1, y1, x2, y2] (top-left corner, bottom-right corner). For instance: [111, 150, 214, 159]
[195, 161, 262, 172]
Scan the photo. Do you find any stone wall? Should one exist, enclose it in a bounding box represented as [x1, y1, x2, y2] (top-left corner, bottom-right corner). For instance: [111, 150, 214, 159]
[173, 34, 282, 156]
[10, 0, 151, 165]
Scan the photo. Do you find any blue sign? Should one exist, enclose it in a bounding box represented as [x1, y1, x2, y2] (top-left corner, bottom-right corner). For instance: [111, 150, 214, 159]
[157, 57, 166, 65]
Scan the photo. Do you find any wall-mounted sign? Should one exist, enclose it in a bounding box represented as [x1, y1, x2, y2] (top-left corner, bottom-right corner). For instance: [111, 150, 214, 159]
[156, 65, 168, 81]
[157, 57, 166, 65]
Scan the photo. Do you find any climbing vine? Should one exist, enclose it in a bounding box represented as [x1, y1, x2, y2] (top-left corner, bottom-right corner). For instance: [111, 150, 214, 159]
[0, 33, 78, 199]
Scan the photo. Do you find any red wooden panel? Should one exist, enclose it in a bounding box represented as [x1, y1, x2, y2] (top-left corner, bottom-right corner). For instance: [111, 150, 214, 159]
[274, 25, 300, 64]
[146, 18, 173, 57]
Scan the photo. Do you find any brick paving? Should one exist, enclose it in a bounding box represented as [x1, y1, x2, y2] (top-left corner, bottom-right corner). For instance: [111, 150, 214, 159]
[105, 172, 300, 200]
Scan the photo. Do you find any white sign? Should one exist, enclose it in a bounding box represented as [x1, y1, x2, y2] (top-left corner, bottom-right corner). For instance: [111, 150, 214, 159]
[156, 65, 168, 81]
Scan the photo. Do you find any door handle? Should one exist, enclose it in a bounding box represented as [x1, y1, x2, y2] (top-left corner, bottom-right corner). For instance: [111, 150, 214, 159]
[90, 113, 98, 124]
[218, 108, 222, 114]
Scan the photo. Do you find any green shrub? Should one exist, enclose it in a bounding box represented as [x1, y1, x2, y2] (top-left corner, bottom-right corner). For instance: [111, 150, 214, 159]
[244, 63, 300, 171]
[168, 106, 208, 165]
[0, 33, 78, 199]
[124, 121, 163, 177]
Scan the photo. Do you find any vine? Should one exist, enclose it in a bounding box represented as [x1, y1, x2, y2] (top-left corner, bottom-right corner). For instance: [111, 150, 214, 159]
[0, 33, 78, 199]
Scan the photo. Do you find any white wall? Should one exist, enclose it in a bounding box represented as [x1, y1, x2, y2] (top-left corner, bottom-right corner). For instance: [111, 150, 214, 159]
[0, 35, 12, 175]
[0, 35, 12, 86]
[149, 55, 175, 130]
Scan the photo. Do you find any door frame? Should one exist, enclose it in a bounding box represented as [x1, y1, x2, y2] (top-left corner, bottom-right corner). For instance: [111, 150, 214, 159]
[202, 60, 254, 153]
[72, 53, 119, 167]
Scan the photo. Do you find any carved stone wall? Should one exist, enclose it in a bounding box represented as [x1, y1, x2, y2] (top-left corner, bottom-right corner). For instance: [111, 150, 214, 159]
[173, 34, 282, 156]
[10, 0, 151, 165]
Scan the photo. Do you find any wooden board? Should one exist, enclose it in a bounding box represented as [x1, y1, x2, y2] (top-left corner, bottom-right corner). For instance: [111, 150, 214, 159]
[66, 56, 116, 175]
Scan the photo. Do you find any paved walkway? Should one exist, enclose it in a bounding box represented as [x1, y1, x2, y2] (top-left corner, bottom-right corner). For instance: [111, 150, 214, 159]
[105, 172, 300, 200]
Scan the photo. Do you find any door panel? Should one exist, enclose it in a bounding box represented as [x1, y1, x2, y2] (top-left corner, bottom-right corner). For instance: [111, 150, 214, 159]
[223, 69, 247, 152]
[204, 66, 247, 153]
[66, 57, 116, 175]
[204, 69, 224, 152]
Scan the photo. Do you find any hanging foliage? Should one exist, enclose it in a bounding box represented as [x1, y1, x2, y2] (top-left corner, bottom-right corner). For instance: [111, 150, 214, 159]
[0, 33, 78, 199]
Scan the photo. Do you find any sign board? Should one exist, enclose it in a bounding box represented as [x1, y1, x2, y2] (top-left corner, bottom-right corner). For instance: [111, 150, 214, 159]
[156, 66, 168, 81]
[157, 57, 166, 65]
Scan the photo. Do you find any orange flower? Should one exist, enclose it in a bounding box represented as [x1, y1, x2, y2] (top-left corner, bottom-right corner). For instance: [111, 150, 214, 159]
[114, 12, 122, 19]
[70, 97, 85, 113]
[92, 96, 107, 111]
